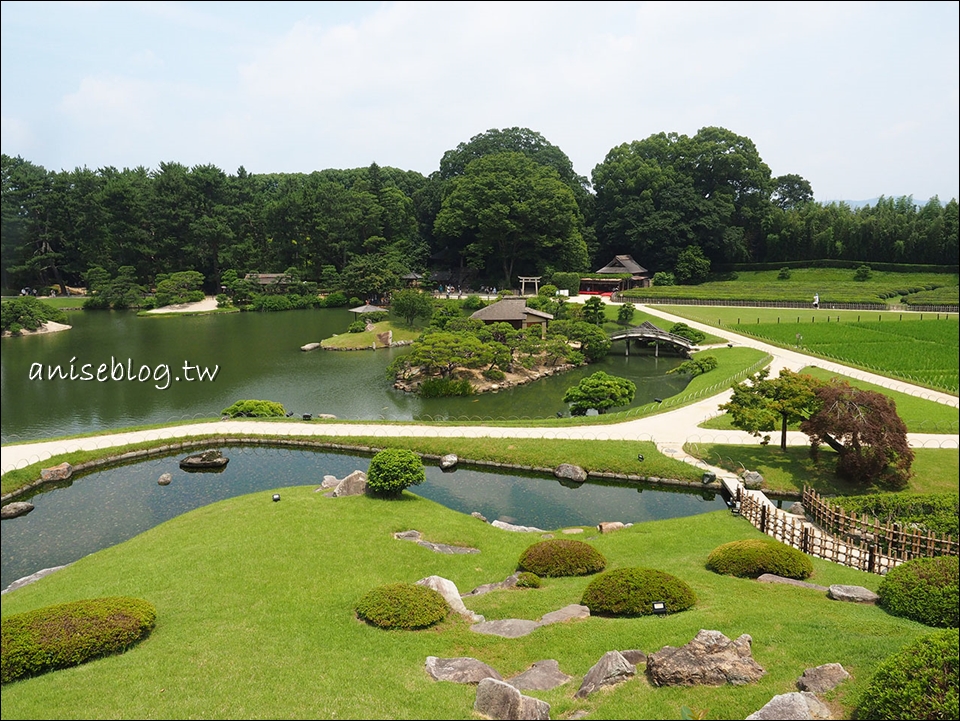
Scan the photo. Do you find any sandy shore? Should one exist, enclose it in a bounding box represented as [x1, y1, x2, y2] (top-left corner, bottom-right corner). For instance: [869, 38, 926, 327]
[1, 320, 72, 337]
[145, 296, 220, 314]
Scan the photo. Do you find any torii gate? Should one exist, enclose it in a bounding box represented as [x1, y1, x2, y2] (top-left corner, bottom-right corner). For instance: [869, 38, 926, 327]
[518, 276, 541, 296]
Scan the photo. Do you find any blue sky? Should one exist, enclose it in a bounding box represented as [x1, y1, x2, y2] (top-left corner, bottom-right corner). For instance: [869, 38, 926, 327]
[2, 1, 958, 203]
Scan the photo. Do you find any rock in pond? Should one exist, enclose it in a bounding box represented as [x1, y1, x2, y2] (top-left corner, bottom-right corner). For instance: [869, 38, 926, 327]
[179, 449, 229, 471]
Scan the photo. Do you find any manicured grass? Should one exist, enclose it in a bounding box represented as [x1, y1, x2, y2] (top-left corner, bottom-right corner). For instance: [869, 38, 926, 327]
[320, 320, 422, 349]
[700, 366, 960, 434]
[656, 306, 959, 395]
[683, 443, 959, 496]
[0, 495, 930, 720]
[600, 305, 728, 345]
[621, 268, 958, 304]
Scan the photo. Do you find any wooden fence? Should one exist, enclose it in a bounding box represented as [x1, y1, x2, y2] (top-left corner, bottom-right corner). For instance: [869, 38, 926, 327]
[801, 486, 957, 560]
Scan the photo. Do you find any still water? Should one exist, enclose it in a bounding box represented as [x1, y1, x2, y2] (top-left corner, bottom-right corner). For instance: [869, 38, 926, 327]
[0, 445, 725, 591]
[0, 308, 689, 441]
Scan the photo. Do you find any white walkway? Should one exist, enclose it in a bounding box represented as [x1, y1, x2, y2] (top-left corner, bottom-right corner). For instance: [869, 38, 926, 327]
[2, 304, 957, 481]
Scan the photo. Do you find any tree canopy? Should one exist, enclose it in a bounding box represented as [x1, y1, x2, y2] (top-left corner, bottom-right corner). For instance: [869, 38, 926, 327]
[562, 371, 636, 415]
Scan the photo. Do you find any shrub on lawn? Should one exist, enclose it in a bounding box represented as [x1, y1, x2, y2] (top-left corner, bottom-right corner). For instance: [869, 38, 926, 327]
[855, 627, 958, 720]
[877, 555, 958, 628]
[706, 538, 813, 580]
[581, 567, 696, 617]
[517, 539, 606, 577]
[1, 597, 156, 684]
[354, 583, 448, 630]
[515, 572, 541, 589]
[221, 399, 287, 418]
[366, 448, 425, 496]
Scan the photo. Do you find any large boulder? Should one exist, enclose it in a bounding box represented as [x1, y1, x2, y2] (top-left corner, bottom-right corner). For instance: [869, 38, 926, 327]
[179, 449, 228, 470]
[331, 470, 367, 497]
[746, 691, 832, 720]
[575, 650, 636, 698]
[474, 678, 550, 720]
[440, 454, 459, 470]
[741, 470, 764, 489]
[415, 575, 483, 623]
[827, 585, 878, 604]
[797, 663, 849, 693]
[554, 463, 587, 483]
[1, 502, 34, 519]
[40, 462, 72, 481]
[646, 630, 766, 687]
[425, 656, 501, 684]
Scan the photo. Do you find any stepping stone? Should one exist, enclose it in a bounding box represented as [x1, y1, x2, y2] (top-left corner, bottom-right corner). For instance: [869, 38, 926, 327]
[425, 656, 502, 684]
[540, 604, 589, 625]
[507, 660, 571, 691]
[471, 619, 540, 638]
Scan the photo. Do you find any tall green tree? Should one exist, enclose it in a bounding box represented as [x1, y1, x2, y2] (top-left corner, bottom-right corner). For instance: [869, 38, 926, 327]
[434, 152, 588, 287]
[720, 368, 823, 451]
[390, 288, 434, 326]
[563, 371, 636, 415]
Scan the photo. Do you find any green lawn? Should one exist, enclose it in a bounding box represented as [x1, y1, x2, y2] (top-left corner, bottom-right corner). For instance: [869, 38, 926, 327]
[620, 267, 958, 304]
[700, 365, 960, 434]
[0, 494, 933, 720]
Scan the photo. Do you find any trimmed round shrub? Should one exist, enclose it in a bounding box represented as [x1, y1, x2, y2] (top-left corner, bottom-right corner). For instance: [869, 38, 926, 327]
[878, 555, 958, 628]
[517, 539, 606, 577]
[515, 572, 541, 589]
[366, 448, 425, 496]
[856, 628, 958, 720]
[221, 399, 286, 418]
[1, 596, 156, 684]
[581, 567, 696, 617]
[706, 538, 813, 580]
[354, 583, 448, 630]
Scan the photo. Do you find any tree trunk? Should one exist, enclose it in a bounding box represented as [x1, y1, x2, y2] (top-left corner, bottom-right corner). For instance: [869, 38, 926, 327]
[780, 413, 789, 451]
[820, 432, 846, 454]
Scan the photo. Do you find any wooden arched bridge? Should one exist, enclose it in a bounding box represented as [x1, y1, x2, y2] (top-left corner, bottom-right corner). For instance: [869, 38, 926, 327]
[609, 321, 696, 356]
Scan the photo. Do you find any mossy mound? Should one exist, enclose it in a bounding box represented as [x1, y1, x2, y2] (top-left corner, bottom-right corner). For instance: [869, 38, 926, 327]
[1, 596, 156, 684]
[878, 555, 958, 628]
[581, 567, 696, 617]
[515, 572, 541, 589]
[355, 583, 448, 630]
[856, 627, 959, 720]
[517, 539, 606, 577]
[706, 538, 813, 580]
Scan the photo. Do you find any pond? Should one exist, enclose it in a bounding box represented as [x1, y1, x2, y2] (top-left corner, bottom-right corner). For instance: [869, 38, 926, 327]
[0, 308, 691, 442]
[0, 446, 726, 591]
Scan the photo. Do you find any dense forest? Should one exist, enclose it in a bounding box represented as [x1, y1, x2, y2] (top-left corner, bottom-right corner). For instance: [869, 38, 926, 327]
[2, 126, 957, 298]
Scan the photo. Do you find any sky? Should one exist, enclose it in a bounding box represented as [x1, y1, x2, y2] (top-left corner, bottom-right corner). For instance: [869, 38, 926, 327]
[2, 1, 958, 204]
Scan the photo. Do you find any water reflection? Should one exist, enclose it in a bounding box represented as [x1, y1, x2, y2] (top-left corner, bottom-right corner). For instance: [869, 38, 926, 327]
[1, 446, 725, 590]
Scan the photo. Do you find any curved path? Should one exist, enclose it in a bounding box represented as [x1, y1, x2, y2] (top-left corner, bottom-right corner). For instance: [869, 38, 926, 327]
[2, 304, 957, 481]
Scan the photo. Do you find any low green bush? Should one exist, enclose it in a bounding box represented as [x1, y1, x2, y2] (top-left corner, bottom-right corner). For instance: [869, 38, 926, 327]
[221, 399, 287, 418]
[706, 538, 813, 579]
[418, 378, 474, 397]
[482, 368, 505, 381]
[1, 296, 68, 332]
[856, 627, 958, 720]
[515, 572, 541, 589]
[348, 320, 366, 333]
[877, 555, 958, 628]
[581, 567, 696, 616]
[354, 583, 448, 630]
[517, 539, 606, 577]
[1, 597, 156, 684]
[366, 448, 425, 496]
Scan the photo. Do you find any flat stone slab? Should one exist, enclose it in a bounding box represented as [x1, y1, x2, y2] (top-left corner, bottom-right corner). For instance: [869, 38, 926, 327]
[492, 520, 546, 533]
[471, 619, 540, 638]
[540, 604, 590, 626]
[757, 574, 828, 592]
[425, 656, 502, 684]
[797, 663, 850, 693]
[507, 660, 571, 691]
[827, 584, 879, 604]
